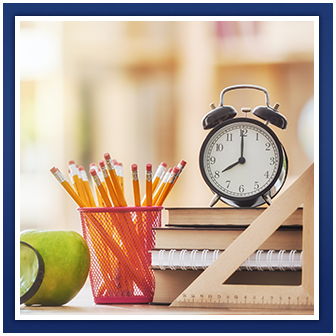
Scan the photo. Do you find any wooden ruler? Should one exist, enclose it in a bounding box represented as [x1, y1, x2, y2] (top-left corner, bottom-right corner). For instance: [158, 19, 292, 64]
[171, 164, 314, 311]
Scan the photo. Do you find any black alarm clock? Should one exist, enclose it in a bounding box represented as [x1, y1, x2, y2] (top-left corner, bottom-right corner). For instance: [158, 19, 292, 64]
[199, 84, 288, 208]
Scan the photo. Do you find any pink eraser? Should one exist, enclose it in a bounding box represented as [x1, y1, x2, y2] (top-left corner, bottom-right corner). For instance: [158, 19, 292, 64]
[146, 163, 152, 171]
[131, 164, 138, 172]
[173, 166, 180, 174]
[79, 166, 84, 171]
[161, 162, 167, 168]
[179, 160, 187, 167]
[112, 159, 118, 165]
[168, 168, 173, 173]
[89, 168, 97, 177]
[98, 160, 105, 167]
[68, 160, 75, 165]
[50, 167, 57, 174]
[90, 162, 97, 168]
[103, 153, 111, 160]
[119, 162, 123, 167]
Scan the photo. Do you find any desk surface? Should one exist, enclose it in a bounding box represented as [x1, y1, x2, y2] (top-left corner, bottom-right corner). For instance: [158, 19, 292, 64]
[20, 284, 313, 316]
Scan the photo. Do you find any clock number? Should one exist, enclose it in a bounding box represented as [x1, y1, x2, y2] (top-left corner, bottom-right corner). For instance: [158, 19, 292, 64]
[265, 143, 271, 151]
[216, 143, 224, 152]
[209, 156, 216, 165]
[226, 180, 231, 188]
[241, 129, 248, 137]
[214, 170, 220, 178]
[239, 185, 245, 193]
[270, 157, 276, 165]
[226, 133, 233, 141]
[256, 133, 259, 141]
[264, 171, 269, 179]
[254, 181, 259, 189]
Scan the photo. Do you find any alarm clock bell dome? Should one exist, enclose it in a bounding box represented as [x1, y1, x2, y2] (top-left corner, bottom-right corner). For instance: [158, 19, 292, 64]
[252, 106, 288, 130]
[202, 105, 237, 130]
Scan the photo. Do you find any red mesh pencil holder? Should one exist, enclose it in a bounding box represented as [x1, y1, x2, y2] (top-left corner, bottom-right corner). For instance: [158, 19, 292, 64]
[78, 206, 163, 304]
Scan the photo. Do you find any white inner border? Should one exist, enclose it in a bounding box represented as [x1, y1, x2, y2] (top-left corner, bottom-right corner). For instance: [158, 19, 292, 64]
[15, 15, 319, 322]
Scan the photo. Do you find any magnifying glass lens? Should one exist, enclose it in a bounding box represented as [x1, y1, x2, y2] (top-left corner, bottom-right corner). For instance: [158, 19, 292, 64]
[20, 241, 44, 304]
[20, 243, 39, 296]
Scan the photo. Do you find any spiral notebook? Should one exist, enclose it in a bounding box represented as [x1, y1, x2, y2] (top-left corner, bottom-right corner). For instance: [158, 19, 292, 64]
[151, 249, 302, 272]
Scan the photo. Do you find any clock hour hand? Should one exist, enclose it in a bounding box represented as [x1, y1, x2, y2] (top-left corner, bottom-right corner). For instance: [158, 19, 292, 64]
[222, 156, 246, 172]
[222, 160, 239, 172]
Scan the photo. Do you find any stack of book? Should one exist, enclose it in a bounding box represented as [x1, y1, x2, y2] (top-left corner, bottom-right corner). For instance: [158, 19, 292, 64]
[150, 207, 303, 305]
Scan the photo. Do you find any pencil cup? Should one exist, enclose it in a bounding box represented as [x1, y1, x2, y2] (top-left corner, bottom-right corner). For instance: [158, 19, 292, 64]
[78, 206, 163, 304]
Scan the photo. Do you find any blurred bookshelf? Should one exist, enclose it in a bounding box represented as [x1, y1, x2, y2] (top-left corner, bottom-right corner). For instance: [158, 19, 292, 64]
[20, 20, 314, 231]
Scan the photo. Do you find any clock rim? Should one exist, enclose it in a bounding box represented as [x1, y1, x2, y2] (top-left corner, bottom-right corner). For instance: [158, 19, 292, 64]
[199, 117, 287, 205]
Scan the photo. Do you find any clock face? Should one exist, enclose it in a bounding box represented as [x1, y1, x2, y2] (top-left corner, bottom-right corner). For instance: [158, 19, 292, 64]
[200, 118, 284, 203]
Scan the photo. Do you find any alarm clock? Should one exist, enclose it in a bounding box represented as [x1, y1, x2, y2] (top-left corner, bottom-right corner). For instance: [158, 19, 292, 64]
[199, 84, 288, 208]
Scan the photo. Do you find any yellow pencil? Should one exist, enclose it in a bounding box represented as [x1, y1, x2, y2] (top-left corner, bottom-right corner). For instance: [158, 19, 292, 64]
[50, 167, 87, 207]
[90, 163, 104, 207]
[152, 167, 172, 205]
[90, 168, 112, 207]
[145, 163, 153, 207]
[141, 162, 166, 206]
[131, 164, 141, 206]
[79, 166, 96, 207]
[99, 160, 119, 207]
[173, 159, 187, 187]
[155, 166, 180, 206]
[104, 153, 128, 207]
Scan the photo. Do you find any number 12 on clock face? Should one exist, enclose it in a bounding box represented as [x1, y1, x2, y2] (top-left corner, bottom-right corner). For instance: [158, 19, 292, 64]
[199, 118, 287, 208]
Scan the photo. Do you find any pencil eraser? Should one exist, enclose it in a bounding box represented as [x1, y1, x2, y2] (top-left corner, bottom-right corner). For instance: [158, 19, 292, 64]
[161, 162, 167, 168]
[146, 163, 152, 171]
[50, 167, 57, 174]
[79, 166, 85, 171]
[179, 160, 187, 167]
[173, 166, 180, 174]
[131, 164, 138, 171]
[112, 159, 118, 165]
[119, 162, 123, 167]
[68, 160, 75, 165]
[168, 168, 173, 173]
[89, 162, 97, 168]
[98, 160, 105, 167]
[89, 168, 97, 177]
[103, 153, 111, 160]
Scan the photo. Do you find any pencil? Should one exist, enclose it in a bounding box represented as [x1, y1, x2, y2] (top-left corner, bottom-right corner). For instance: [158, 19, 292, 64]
[152, 167, 172, 205]
[131, 164, 141, 206]
[98, 160, 119, 207]
[90, 163, 104, 207]
[152, 162, 167, 193]
[76, 164, 89, 206]
[68, 160, 81, 195]
[173, 159, 187, 187]
[79, 166, 96, 207]
[104, 153, 128, 207]
[50, 167, 87, 207]
[118, 162, 124, 194]
[90, 168, 112, 207]
[155, 166, 180, 206]
[145, 163, 153, 207]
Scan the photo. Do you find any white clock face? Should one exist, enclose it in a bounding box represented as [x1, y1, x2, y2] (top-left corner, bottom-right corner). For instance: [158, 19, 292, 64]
[201, 120, 281, 199]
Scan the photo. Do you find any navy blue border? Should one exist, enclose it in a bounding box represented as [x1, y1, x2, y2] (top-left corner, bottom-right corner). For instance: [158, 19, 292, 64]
[4, 3, 332, 333]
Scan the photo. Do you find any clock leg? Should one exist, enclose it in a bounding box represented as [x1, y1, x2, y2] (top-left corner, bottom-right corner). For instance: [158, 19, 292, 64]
[209, 194, 220, 207]
[262, 193, 273, 206]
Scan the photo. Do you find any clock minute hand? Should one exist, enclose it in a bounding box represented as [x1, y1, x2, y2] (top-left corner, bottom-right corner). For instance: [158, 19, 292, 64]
[240, 129, 244, 158]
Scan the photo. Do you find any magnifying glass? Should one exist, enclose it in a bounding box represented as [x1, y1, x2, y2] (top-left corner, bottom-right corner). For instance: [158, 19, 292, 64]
[20, 241, 45, 305]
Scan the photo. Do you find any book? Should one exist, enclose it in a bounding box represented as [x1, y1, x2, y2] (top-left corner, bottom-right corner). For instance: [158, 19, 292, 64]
[152, 269, 302, 304]
[151, 249, 302, 271]
[153, 226, 302, 251]
[164, 207, 303, 227]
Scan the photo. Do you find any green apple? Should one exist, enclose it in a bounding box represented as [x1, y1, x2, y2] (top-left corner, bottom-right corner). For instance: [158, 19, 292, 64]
[20, 229, 90, 306]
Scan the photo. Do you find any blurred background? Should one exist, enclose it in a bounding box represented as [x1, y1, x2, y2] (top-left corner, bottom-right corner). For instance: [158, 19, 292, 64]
[20, 20, 315, 233]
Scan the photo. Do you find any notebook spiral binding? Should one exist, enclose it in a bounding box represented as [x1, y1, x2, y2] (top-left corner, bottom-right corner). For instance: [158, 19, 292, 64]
[153, 249, 303, 272]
